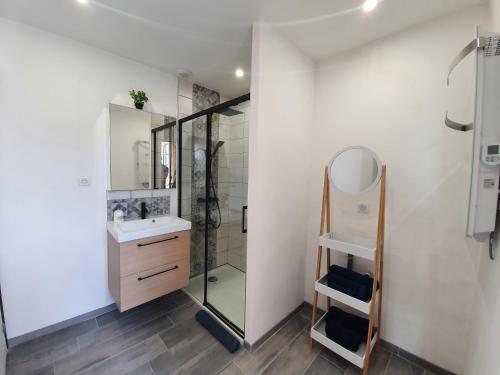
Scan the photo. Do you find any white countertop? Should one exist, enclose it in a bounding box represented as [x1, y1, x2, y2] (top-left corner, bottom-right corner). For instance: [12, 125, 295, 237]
[107, 216, 192, 243]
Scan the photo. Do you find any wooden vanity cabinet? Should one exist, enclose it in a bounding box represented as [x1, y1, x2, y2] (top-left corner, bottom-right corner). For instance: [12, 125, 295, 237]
[108, 230, 190, 312]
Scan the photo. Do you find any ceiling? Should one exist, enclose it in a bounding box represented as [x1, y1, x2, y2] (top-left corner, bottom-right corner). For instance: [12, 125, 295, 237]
[0, 0, 487, 98]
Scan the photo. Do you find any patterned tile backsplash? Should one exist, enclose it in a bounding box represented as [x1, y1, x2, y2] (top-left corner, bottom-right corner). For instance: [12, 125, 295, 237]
[107, 195, 171, 221]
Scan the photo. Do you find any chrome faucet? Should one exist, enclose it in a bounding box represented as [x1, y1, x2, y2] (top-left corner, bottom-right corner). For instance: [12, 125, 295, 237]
[140, 202, 149, 220]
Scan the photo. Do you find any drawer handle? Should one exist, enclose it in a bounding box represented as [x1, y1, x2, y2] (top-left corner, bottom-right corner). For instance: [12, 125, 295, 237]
[137, 266, 179, 281]
[137, 236, 179, 247]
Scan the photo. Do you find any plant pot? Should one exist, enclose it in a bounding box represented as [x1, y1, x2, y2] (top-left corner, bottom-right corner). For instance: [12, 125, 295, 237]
[135, 102, 144, 110]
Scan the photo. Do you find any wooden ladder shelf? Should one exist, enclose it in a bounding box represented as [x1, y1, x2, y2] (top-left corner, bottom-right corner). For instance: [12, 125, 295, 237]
[310, 165, 386, 375]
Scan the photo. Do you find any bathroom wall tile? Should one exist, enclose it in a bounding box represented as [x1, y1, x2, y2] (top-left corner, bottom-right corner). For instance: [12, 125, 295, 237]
[228, 223, 241, 238]
[131, 190, 153, 199]
[151, 196, 170, 216]
[178, 79, 193, 99]
[216, 237, 228, 252]
[187, 83, 220, 278]
[243, 185, 248, 205]
[242, 169, 248, 184]
[182, 168, 192, 183]
[181, 183, 192, 199]
[227, 252, 241, 269]
[229, 183, 244, 198]
[229, 154, 244, 168]
[216, 231, 228, 244]
[178, 96, 192, 116]
[107, 191, 131, 200]
[127, 198, 152, 220]
[230, 139, 244, 154]
[107, 200, 128, 221]
[243, 138, 249, 152]
[217, 151, 228, 168]
[181, 121, 192, 134]
[216, 251, 228, 267]
[219, 193, 229, 210]
[221, 212, 231, 224]
[229, 197, 244, 211]
[217, 224, 230, 239]
[227, 211, 241, 224]
[229, 235, 242, 250]
[229, 168, 243, 183]
[218, 182, 230, 195]
[221, 207, 230, 222]
[152, 189, 170, 198]
[181, 133, 193, 147]
[182, 152, 192, 167]
[243, 153, 248, 168]
[230, 123, 244, 139]
[219, 124, 231, 140]
[218, 168, 230, 183]
[181, 199, 191, 217]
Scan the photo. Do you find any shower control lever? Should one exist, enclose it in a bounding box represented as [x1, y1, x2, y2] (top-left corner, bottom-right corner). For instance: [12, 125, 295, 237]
[242, 206, 248, 233]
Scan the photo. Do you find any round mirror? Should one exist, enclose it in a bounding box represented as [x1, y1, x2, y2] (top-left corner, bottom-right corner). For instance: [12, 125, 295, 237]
[329, 146, 381, 194]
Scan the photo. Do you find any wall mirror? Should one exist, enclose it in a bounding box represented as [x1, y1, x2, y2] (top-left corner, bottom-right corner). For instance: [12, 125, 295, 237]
[329, 146, 381, 194]
[109, 104, 176, 190]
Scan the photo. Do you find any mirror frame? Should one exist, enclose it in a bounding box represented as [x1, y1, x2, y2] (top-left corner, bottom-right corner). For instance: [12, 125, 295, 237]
[328, 146, 382, 195]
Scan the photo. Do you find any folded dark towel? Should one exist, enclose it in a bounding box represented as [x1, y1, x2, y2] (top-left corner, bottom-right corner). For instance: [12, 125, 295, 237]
[325, 318, 361, 351]
[324, 307, 374, 351]
[328, 265, 375, 302]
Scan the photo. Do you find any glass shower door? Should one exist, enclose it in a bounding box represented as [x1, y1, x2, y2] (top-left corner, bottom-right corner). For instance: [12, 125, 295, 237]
[181, 94, 250, 337]
[206, 102, 249, 335]
[182, 117, 208, 304]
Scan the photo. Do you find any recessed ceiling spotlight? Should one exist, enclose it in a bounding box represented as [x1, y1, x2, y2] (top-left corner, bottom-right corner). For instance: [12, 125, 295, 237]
[363, 0, 378, 12]
[76, 0, 89, 4]
[235, 68, 245, 78]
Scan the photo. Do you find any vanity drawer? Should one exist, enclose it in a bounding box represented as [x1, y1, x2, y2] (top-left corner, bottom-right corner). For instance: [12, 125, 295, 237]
[120, 259, 189, 311]
[119, 230, 190, 276]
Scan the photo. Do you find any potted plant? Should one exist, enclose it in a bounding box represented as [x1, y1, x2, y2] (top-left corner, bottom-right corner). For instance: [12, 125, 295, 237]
[129, 90, 149, 110]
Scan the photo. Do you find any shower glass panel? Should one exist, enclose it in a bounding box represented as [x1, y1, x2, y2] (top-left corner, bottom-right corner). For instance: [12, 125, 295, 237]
[180, 94, 249, 337]
[206, 102, 248, 334]
[181, 117, 207, 281]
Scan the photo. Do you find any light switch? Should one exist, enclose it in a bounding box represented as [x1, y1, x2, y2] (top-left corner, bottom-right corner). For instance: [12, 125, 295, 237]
[78, 176, 91, 186]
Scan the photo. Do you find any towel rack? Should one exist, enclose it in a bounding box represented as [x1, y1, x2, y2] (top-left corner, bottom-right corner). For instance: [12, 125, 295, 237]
[444, 37, 486, 132]
[310, 166, 386, 375]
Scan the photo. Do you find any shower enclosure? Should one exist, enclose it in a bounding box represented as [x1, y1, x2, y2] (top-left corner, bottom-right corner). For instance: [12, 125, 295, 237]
[179, 94, 249, 337]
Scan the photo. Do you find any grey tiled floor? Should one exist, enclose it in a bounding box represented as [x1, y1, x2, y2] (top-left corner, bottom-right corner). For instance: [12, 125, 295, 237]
[7, 291, 436, 375]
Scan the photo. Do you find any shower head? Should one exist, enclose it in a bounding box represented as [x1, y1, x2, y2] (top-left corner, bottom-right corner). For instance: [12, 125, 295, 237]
[214, 108, 243, 117]
[211, 141, 225, 158]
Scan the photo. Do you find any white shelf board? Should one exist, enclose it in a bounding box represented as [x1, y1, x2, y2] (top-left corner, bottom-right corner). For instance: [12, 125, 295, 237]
[318, 232, 376, 261]
[315, 275, 378, 315]
[311, 312, 378, 369]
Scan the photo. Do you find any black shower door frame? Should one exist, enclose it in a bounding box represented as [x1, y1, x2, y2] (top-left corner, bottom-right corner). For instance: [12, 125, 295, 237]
[177, 93, 250, 338]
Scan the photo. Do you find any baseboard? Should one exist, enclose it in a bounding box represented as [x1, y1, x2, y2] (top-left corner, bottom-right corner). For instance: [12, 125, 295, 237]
[244, 302, 306, 352]
[244, 301, 455, 375]
[380, 340, 456, 375]
[8, 303, 116, 348]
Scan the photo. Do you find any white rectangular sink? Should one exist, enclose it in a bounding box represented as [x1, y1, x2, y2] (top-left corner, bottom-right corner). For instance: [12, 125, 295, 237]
[107, 216, 192, 243]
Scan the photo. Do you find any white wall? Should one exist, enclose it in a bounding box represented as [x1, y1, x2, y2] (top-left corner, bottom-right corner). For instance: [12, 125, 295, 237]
[463, 3, 500, 374]
[245, 23, 314, 345]
[0, 18, 177, 339]
[305, 6, 490, 374]
[0, 307, 5, 375]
